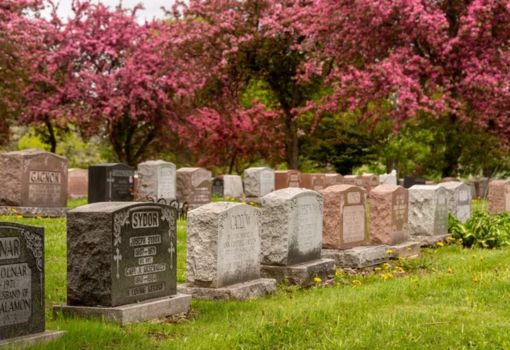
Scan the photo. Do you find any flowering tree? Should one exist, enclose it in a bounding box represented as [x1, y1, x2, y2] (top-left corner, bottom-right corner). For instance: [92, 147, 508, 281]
[303, 0, 510, 175]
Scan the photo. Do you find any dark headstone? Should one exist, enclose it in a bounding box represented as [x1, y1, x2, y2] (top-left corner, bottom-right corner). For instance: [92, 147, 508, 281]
[176, 167, 212, 209]
[88, 163, 135, 203]
[212, 177, 224, 197]
[67, 202, 177, 307]
[0, 222, 44, 341]
[0, 149, 68, 208]
[403, 176, 426, 189]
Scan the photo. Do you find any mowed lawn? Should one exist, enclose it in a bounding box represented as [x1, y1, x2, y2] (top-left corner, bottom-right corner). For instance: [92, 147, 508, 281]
[2, 211, 510, 350]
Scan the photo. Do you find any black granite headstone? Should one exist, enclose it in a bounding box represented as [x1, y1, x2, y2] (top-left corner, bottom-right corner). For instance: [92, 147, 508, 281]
[88, 163, 135, 203]
[0, 222, 44, 341]
[67, 202, 177, 307]
[212, 177, 224, 197]
[403, 176, 426, 189]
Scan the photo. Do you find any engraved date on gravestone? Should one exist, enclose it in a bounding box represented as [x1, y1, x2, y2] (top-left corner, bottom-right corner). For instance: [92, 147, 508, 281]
[111, 206, 176, 306]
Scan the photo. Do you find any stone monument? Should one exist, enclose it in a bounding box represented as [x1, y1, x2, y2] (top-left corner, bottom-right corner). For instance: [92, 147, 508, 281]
[259, 188, 335, 286]
[438, 181, 472, 223]
[67, 168, 88, 199]
[54, 202, 190, 324]
[488, 179, 510, 215]
[274, 170, 300, 190]
[243, 167, 275, 198]
[299, 173, 326, 191]
[176, 167, 212, 209]
[324, 173, 343, 188]
[88, 163, 135, 203]
[137, 160, 176, 203]
[178, 202, 276, 299]
[223, 175, 244, 198]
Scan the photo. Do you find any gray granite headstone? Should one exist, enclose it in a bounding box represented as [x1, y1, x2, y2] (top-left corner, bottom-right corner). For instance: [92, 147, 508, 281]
[88, 163, 135, 203]
[67, 202, 177, 307]
[137, 160, 176, 202]
[243, 167, 275, 197]
[438, 181, 472, 223]
[0, 149, 68, 208]
[186, 202, 261, 288]
[408, 185, 448, 236]
[223, 175, 243, 198]
[379, 170, 397, 185]
[261, 188, 323, 265]
[0, 222, 44, 340]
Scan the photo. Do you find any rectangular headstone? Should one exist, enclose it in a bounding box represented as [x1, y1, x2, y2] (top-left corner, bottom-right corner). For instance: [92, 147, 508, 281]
[67, 202, 177, 307]
[369, 184, 409, 245]
[438, 181, 472, 223]
[261, 188, 323, 265]
[186, 202, 261, 288]
[379, 170, 397, 186]
[137, 160, 176, 202]
[321, 185, 367, 249]
[88, 163, 135, 203]
[403, 176, 426, 189]
[488, 179, 510, 215]
[0, 223, 44, 341]
[212, 177, 224, 197]
[324, 173, 343, 188]
[68, 168, 88, 199]
[275, 170, 300, 190]
[243, 167, 275, 197]
[0, 149, 68, 208]
[408, 185, 448, 236]
[223, 175, 243, 198]
[299, 173, 326, 192]
[176, 167, 212, 208]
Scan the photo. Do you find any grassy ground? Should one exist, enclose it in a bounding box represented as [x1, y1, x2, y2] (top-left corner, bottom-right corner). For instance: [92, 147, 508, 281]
[1, 201, 510, 349]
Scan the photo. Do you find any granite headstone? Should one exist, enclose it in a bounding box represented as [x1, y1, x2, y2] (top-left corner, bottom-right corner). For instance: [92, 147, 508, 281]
[488, 179, 510, 215]
[299, 173, 326, 191]
[212, 177, 224, 197]
[67, 168, 88, 199]
[403, 176, 426, 189]
[243, 167, 275, 198]
[438, 181, 472, 223]
[137, 160, 176, 202]
[223, 175, 244, 198]
[408, 185, 448, 236]
[274, 170, 300, 190]
[88, 163, 135, 203]
[176, 167, 212, 209]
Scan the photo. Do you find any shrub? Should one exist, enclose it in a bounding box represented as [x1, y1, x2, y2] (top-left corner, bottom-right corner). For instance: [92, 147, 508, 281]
[449, 211, 510, 249]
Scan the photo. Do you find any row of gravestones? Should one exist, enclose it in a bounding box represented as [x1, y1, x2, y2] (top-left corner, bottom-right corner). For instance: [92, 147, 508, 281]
[0, 179, 474, 347]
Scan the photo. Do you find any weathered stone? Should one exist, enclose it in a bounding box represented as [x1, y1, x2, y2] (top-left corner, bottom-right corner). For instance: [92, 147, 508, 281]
[243, 167, 275, 197]
[412, 234, 451, 247]
[324, 173, 343, 188]
[176, 167, 212, 209]
[177, 278, 276, 300]
[321, 185, 368, 249]
[403, 176, 426, 189]
[260, 259, 335, 287]
[275, 170, 300, 190]
[88, 163, 135, 203]
[488, 179, 510, 215]
[341, 175, 364, 187]
[299, 173, 326, 191]
[0, 223, 45, 341]
[54, 294, 190, 325]
[0, 331, 64, 349]
[463, 180, 477, 200]
[387, 241, 421, 259]
[361, 174, 379, 193]
[369, 184, 409, 245]
[137, 160, 176, 202]
[322, 245, 389, 268]
[0, 149, 68, 208]
[261, 188, 323, 265]
[223, 175, 244, 198]
[186, 202, 262, 288]
[67, 168, 88, 199]
[0, 207, 67, 218]
[408, 185, 448, 236]
[438, 181, 472, 223]
[379, 170, 397, 185]
[66, 202, 178, 307]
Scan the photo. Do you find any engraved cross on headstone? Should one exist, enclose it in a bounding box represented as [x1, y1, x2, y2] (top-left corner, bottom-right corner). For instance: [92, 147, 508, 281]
[107, 174, 114, 199]
[168, 241, 175, 269]
[113, 248, 122, 279]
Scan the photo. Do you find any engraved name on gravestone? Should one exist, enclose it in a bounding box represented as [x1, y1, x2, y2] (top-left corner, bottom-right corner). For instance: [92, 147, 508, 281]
[67, 203, 177, 307]
[0, 223, 44, 341]
[0, 149, 68, 208]
[88, 164, 135, 203]
[137, 160, 176, 202]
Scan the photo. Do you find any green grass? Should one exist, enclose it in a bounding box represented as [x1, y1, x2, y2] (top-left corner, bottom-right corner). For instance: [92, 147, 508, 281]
[1, 214, 510, 349]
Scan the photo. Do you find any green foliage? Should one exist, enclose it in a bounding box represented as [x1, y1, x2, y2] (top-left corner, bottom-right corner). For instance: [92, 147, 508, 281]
[449, 211, 510, 249]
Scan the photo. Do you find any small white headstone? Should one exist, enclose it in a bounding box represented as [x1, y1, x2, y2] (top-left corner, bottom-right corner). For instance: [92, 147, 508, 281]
[223, 175, 243, 198]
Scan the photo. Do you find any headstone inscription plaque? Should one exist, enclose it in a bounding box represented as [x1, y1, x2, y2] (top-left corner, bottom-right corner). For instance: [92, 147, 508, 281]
[88, 163, 135, 203]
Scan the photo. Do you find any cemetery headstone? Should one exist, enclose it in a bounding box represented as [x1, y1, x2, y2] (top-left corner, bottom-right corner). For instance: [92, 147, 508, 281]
[0, 222, 64, 346]
[243, 167, 275, 198]
[403, 176, 426, 189]
[360, 174, 379, 193]
[342, 175, 364, 187]
[54, 202, 190, 324]
[408, 185, 448, 237]
[176, 167, 212, 209]
[178, 202, 276, 299]
[324, 173, 343, 188]
[137, 160, 176, 202]
[488, 179, 510, 215]
[275, 170, 300, 190]
[369, 184, 409, 245]
[321, 185, 368, 249]
[299, 173, 326, 191]
[212, 177, 224, 197]
[259, 188, 334, 286]
[67, 168, 88, 199]
[88, 163, 135, 203]
[0, 149, 68, 215]
[379, 170, 397, 185]
[223, 175, 244, 198]
[477, 177, 489, 198]
[438, 181, 472, 223]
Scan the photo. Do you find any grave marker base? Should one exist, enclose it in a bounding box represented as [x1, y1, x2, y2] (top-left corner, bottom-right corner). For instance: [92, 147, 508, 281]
[53, 294, 191, 326]
[0, 206, 67, 218]
[0, 331, 65, 349]
[388, 241, 421, 259]
[261, 258, 335, 287]
[178, 278, 276, 300]
[322, 245, 390, 268]
[412, 234, 451, 247]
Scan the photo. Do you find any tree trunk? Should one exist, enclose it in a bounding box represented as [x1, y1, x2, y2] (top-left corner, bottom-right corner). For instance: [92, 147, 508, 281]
[441, 114, 461, 177]
[44, 119, 57, 153]
[284, 109, 299, 169]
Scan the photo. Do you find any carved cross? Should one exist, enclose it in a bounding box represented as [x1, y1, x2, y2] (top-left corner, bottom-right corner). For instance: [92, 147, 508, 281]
[113, 248, 122, 279]
[168, 241, 175, 270]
